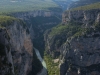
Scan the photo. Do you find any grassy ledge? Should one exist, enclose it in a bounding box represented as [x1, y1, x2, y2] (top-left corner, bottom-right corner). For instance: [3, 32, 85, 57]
[0, 16, 17, 27]
[0, 15, 26, 28]
[44, 53, 60, 75]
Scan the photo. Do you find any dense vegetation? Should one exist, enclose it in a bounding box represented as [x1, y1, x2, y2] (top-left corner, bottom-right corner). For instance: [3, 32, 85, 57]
[49, 21, 100, 39]
[46, 20, 100, 57]
[44, 53, 60, 75]
[0, 0, 61, 14]
[0, 15, 26, 28]
[49, 22, 81, 37]
[0, 16, 17, 27]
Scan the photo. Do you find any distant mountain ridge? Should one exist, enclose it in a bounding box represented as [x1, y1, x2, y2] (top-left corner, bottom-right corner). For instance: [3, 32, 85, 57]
[0, 0, 79, 14]
[0, 0, 60, 13]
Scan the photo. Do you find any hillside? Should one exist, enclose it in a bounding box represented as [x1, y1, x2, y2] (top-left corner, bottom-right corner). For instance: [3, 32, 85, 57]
[0, 0, 61, 14]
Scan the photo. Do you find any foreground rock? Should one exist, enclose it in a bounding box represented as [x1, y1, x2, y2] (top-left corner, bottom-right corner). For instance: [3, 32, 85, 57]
[0, 16, 42, 75]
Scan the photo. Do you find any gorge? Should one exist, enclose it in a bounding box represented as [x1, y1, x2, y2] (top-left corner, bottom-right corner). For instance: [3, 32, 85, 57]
[0, 0, 100, 75]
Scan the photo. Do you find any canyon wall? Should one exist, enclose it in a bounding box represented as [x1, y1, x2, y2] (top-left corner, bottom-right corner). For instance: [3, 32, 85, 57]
[0, 28, 14, 75]
[45, 9, 100, 75]
[0, 17, 42, 75]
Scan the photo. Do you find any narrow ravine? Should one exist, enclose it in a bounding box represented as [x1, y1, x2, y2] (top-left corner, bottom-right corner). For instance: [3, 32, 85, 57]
[34, 48, 47, 75]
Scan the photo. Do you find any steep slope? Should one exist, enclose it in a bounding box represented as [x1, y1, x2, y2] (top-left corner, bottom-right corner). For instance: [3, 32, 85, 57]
[44, 3, 100, 75]
[0, 16, 42, 75]
[0, 28, 14, 75]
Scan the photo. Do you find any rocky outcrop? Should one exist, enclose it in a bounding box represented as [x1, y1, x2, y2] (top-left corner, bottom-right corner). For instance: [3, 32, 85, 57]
[60, 34, 100, 75]
[60, 9, 100, 75]
[12, 10, 62, 20]
[0, 28, 14, 75]
[0, 17, 42, 75]
[45, 8, 100, 75]
[62, 9, 100, 26]
[7, 21, 33, 75]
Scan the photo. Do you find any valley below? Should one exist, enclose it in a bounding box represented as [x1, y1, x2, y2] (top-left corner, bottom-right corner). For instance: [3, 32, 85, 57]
[34, 48, 47, 75]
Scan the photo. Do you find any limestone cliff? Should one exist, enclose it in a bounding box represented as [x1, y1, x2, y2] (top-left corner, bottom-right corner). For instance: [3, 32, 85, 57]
[60, 9, 100, 75]
[0, 16, 42, 75]
[7, 20, 33, 75]
[44, 8, 100, 75]
[0, 28, 14, 75]
[12, 10, 62, 19]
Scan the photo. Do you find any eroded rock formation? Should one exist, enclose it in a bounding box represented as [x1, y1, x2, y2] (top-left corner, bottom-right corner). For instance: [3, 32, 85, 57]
[45, 9, 100, 75]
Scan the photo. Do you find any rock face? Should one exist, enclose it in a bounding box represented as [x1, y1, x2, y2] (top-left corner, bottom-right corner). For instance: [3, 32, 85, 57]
[0, 18, 37, 75]
[0, 28, 14, 75]
[62, 9, 100, 25]
[7, 21, 33, 75]
[60, 9, 100, 75]
[45, 9, 100, 75]
[12, 10, 61, 18]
